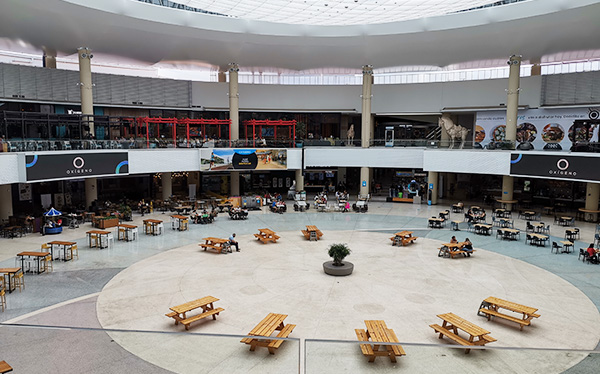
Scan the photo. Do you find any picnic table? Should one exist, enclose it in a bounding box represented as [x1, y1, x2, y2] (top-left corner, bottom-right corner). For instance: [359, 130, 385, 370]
[0, 361, 13, 373]
[478, 296, 540, 331]
[355, 320, 406, 363]
[438, 242, 474, 258]
[17, 251, 50, 274]
[143, 219, 163, 235]
[241, 313, 296, 354]
[86, 230, 111, 249]
[390, 231, 418, 246]
[254, 228, 280, 244]
[199, 237, 231, 254]
[0, 268, 21, 293]
[430, 312, 496, 353]
[117, 224, 138, 241]
[302, 225, 323, 241]
[165, 296, 224, 330]
[170, 215, 189, 231]
[47, 240, 76, 261]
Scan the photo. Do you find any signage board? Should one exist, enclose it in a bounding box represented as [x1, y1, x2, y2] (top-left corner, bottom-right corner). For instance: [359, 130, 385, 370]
[200, 149, 287, 171]
[26, 152, 129, 182]
[510, 153, 600, 182]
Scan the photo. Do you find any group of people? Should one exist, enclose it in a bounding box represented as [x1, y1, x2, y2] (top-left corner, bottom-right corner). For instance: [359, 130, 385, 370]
[586, 243, 599, 264]
[314, 192, 328, 206]
[229, 206, 249, 219]
[190, 209, 217, 224]
[450, 236, 474, 257]
[466, 207, 486, 223]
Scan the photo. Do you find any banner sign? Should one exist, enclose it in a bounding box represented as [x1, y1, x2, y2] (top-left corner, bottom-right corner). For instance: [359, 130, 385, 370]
[26, 152, 129, 182]
[476, 107, 600, 150]
[200, 149, 287, 171]
[510, 153, 600, 182]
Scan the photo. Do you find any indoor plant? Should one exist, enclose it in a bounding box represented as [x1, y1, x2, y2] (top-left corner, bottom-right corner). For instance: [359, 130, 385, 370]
[323, 243, 354, 276]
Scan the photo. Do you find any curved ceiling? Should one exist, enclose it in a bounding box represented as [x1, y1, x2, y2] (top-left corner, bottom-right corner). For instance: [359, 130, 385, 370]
[0, 0, 599, 71]
[174, 0, 500, 26]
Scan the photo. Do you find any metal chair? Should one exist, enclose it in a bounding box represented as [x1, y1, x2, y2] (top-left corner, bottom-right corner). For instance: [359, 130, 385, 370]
[551, 241, 562, 254]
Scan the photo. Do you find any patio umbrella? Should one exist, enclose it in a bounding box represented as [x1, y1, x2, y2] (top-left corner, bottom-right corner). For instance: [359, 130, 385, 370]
[44, 207, 62, 216]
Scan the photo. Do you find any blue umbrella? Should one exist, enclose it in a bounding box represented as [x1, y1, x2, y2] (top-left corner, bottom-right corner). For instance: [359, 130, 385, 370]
[44, 207, 62, 216]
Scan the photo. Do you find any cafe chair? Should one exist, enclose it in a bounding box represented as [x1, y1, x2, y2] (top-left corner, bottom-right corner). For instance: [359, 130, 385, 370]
[525, 234, 532, 245]
[526, 222, 534, 233]
[542, 224, 550, 235]
[551, 241, 562, 254]
[118, 227, 127, 240]
[14, 270, 24, 292]
[579, 248, 586, 261]
[0, 286, 6, 312]
[71, 244, 79, 260]
[44, 254, 53, 273]
[573, 228, 580, 240]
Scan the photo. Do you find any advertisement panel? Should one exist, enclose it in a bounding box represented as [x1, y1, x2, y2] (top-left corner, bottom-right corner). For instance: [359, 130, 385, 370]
[200, 149, 287, 171]
[510, 153, 600, 182]
[26, 152, 129, 182]
[475, 107, 600, 150]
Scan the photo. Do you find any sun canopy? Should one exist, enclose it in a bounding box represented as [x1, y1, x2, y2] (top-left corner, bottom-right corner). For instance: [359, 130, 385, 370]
[44, 207, 62, 216]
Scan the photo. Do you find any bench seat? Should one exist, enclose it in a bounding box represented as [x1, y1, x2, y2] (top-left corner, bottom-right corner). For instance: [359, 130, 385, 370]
[449, 250, 476, 259]
[355, 329, 375, 358]
[301, 230, 310, 238]
[267, 324, 296, 350]
[402, 236, 418, 245]
[180, 307, 224, 330]
[199, 243, 227, 253]
[165, 311, 184, 325]
[430, 324, 474, 346]
[479, 308, 533, 331]
[385, 328, 407, 357]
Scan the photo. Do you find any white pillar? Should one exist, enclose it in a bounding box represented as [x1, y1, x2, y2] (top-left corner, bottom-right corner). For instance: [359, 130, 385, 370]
[85, 178, 97, 210]
[361, 65, 373, 148]
[228, 63, 239, 141]
[585, 183, 600, 221]
[43, 47, 57, 69]
[505, 55, 521, 149]
[217, 66, 227, 83]
[502, 176, 515, 210]
[78, 47, 94, 134]
[440, 117, 450, 148]
[359, 167, 370, 196]
[428, 171, 438, 205]
[530, 58, 541, 76]
[161, 172, 172, 200]
[230, 172, 240, 196]
[0, 184, 13, 222]
[295, 169, 304, 191]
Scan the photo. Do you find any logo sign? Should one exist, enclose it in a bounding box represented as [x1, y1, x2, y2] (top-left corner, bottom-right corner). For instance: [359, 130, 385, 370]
[510, 153, 600, 182]
[362, 181, 367, 187]
[25, 152, 129, 182]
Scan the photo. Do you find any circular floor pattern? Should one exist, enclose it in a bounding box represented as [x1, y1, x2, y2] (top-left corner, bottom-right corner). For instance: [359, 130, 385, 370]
[97, 230, 600, 374]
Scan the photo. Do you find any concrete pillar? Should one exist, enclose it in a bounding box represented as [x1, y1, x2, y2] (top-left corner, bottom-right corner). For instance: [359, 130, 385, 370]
[505, 55, 521, 149]
[78, 47, 94, 135]
[501, 176, 515, 210]
[228, 63, 239, 141]
[530, 58, 541, 76]
[217, 66, 227, 83]
[161, 172, 172, 200]
[43, 47, 57, 69]
[585, 183, 600, 221]
[428, 171, 438, 205]
[359, 167, 370, 196]
[295, 169, 304, 191]
[340, 115, 349, 141]
[361, 65, 373, 148]
[440, 117, 450, 147]
[0, 184, 13, 222]
[230, 172, 240, 196]
[338, 167, 347, 187]
[85, 177, 97, 210]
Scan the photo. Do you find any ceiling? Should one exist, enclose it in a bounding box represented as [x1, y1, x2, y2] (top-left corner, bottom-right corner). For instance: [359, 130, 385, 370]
[174, 0, 500, 26]
[0, 0, 599, 71]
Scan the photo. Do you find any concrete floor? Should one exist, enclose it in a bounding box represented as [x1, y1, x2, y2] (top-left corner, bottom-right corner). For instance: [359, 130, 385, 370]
[1, 199, 599, 373]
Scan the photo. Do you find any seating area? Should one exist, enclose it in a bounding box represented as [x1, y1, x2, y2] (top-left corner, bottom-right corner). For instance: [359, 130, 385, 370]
[478, 297, 540, 331]
[199, 237, 231, 254]
[430, 313, 496, 354]
[355, 320, 405, 363]
[165, 296, 224, 331]
[241, 313, 296, 354]
[254, 228, 280, 244]
[302, 225, 323, 241]
[390, 231, 418, 246]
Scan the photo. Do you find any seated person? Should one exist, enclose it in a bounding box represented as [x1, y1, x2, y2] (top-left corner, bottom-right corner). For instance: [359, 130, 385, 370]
[190, 210, 198, 223]
[229, 233, 240, 252]
[450, 236, 458, 244]
[463, 238, 474, 252]
[587, 243, 596, 258]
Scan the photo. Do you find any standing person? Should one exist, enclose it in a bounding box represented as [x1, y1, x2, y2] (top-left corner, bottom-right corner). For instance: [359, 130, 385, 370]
[229, 233, 240, 252]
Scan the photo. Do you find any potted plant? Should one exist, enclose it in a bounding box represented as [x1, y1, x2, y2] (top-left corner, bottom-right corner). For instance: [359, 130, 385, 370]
[323, 243, 354, 276]
[119, 204, 133, 221]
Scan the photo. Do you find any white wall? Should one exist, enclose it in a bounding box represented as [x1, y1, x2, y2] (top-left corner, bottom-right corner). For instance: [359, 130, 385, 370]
[0, 154, 25, 184]
[305, 147, 424, 168]
[128, 149, 201, 174]
[191, 76, 542, 113]
[423, 150, 511, 175]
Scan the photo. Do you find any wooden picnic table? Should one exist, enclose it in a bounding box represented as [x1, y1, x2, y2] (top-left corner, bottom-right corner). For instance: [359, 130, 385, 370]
[478, 296, 540, 330]
[241, 313, 296, 354]
[254, 228, 280, 244]
[390, 231, 418, 246]
[355, 320, 406, 363]
[430, 312, 496, 353]
[438, 242, 474, 258]
[86, 230, 111, 249]
[143, 219, 163, 235]
[170, 215, 189, 231]
[199, 237, 231, 254]
[0, 268, 21, 293]
[302, 225, 323, 241]
[17, 251, 50, 274]
[0, 361, 13, 373]
[47, 240, 76, 261]
[165, 295, 224, 330]
[117, 224, 138, 241]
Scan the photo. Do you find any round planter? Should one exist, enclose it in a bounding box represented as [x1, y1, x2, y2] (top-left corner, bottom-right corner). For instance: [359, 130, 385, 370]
[323, 261, 354, 276]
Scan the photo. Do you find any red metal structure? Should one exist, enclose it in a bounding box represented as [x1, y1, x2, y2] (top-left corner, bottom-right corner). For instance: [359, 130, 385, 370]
[135, 117, 232, 148]
[243, 119, 296, 147]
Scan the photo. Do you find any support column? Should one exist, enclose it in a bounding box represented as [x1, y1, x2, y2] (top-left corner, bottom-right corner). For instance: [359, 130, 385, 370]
[440, 120, 450, 147]
[230, 172, 240, 196]
[228, 63, 239, 141]
[340, 115, 349, 141]
[530, 58, 542, 76]
[428, 171, 438, 205]
[585, 183, 600, 221]
[505, 55, 521, 149]
[501, 176, 515, 210]
[295, 169, 304, 191]
[360, 167, 370, 196]
[0, 184, 13, 222]
[85, 178, 97, 211]
[161, 172, 172, 200]
[78, 47, 94, 135]
[361, 65, 373, 148]
[43, 47, 57, 69]
[217, 66, 227, 83]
